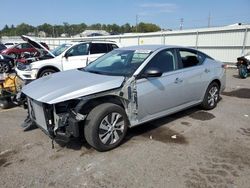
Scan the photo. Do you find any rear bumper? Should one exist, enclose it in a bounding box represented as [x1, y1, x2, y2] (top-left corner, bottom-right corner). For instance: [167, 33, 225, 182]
[220, 70, 226, 93]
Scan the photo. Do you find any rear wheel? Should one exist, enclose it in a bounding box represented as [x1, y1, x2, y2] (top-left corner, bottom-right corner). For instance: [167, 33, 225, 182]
[38, 69, 56, 78]
[201, 82, 220, 110]
[238, 64, 248, 79]
[84, 103, 128, 151]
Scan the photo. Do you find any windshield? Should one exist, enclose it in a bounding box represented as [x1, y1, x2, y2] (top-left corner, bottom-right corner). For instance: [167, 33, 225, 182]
[85, 49, 151, 76]
[51, 44, 72, 56]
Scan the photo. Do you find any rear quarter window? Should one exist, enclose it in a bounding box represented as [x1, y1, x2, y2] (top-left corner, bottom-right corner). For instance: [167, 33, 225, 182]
[178, 49, 210, 68]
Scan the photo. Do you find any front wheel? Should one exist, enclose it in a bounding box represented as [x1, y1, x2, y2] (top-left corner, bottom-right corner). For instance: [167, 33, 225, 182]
[0, 99, 10, 109]
[38, 69, 56, 78]
[0, 62, 11, 73]
[238, 64, 248, 79]
[84, 103, 128, 152]
[201, 82, 220, 110]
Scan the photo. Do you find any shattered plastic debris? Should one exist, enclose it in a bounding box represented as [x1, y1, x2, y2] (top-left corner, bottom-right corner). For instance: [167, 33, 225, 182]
[171, 135, 177, 139]
[76, 167, 81, 172]
[0, 149, 13, 156]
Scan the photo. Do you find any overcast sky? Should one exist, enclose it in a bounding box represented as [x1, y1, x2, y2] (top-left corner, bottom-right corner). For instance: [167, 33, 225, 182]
[1, 0, 250, 30]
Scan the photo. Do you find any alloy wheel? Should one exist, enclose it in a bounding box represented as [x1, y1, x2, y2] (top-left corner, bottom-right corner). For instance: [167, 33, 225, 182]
[207, 86, 219, 107]
[41, 72, 53, 77]
[98, 112, 125, 145]
[0, 63, 9, 73]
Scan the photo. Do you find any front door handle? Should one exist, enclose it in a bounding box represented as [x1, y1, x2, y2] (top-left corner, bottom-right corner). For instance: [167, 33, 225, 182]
[205, 68, 210, 73]
[174, 78, 183, 84]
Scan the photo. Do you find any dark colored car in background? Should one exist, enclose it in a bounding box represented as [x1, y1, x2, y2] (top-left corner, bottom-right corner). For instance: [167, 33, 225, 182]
[0, 42, 49, 59]
[0, 42, 7, 52]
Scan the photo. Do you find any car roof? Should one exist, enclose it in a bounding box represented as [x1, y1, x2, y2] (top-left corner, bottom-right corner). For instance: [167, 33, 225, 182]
[117, 45, 180, 52]
[72, 40, 118, 44]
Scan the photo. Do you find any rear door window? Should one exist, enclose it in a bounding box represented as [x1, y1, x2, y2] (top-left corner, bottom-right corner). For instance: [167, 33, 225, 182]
[90, 43, 108, 54]
[66, 43, 89, 57]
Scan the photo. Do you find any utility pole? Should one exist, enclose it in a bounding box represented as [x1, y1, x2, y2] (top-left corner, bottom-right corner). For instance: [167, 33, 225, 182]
[53, 26, 55, 38]
[136, 14, 139, 33]
[208, 12, 211, 28]
[180, 18, 184, 30]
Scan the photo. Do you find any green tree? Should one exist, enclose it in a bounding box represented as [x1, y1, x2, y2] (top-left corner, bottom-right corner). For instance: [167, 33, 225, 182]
[136, 22, 161, 33]
[37, 23, 53, 36]
[0, 22, 162, 37]
[15, 23, 35, 35]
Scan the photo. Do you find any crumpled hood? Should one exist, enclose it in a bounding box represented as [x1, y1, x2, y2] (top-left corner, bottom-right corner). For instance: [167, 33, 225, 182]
[22, 69, 124, 104]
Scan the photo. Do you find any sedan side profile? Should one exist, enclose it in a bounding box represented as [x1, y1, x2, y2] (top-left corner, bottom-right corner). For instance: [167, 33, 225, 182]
[21, 45, 226, 151]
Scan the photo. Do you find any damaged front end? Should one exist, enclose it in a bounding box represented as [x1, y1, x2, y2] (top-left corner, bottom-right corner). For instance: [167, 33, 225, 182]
[26, 98, 85, 142]
[24, 76, 139, 144]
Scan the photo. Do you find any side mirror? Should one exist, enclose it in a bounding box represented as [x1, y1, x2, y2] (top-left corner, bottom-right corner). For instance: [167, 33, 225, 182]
[143, 68, 162, 78]
[64, 52, 69, 59]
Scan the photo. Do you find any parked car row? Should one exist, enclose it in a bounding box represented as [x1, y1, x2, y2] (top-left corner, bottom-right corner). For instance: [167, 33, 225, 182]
[15, 35, 120, 80]
[0, 35, 121, 109]
[0, 41, 49, 59]
[0, 38, 51, 73]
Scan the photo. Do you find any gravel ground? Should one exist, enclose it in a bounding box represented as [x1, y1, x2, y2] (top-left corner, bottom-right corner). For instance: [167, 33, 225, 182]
[0, 69, 250, 188]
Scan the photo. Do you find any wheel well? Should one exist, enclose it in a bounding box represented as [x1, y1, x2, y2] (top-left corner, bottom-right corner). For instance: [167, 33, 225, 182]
[78, 95, 125, 115]
[37, 66, 60, 77]
[210, 79, 221, 89]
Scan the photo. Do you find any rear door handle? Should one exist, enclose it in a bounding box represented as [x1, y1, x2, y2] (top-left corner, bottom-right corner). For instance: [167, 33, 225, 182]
[174, 78, 183, 84]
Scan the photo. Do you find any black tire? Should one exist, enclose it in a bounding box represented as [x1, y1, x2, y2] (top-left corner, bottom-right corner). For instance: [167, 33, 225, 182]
[238, 64, 248, 79]
[8, 53, 17, 59]
[201, 82, 220, 110]
[9, 60, 15, 68]
[38, 69, 56, 78]
[84, 103, 128, 152]
[0, 62, 11, 73]
[0, 99, 10, 109]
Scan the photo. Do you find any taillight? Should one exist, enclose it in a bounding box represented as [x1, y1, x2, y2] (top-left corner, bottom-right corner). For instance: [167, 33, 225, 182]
[239, 60, 244, 63]
[222, 64, 227, 69]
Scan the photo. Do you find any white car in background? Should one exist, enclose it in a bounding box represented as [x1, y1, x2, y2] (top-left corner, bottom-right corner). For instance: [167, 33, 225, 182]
[4, 42, 17, 48]
[16, 37, 120, 80]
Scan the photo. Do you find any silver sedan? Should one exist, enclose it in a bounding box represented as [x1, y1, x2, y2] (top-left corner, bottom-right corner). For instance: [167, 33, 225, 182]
[22, 45, 226, 151]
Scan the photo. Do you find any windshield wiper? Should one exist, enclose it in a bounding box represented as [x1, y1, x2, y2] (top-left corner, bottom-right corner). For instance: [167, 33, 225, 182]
[78, 67, 86, 71]
[87, 70, 105, 75]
